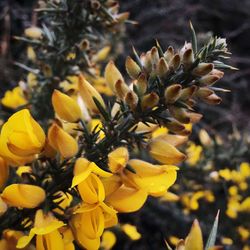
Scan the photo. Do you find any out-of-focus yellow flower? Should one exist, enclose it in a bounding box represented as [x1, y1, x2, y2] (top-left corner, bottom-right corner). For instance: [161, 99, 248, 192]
[221, 237, 233, 245]
[149, 138, 186, 165]
[122, 224, 141, 240]
[48, 123, 78, 158]
[0, 109, 45, 165]
[52, 90, 82, 122]
[17, 210, 65, 249]
[186, 142, 202, 166]
[24, 27, 42, 39]
[238, 226, 250, 241]
[123, 159, 178, 196]
[168, 235, 180, 246]
[219, 168, 232, 181]
[27, 73, 37, 88]
[0, 157, 9, 190]
[106, 185, 148, 213]
[199, 129, 212, 146]
[108, 147, 129, 173]
[72, 158, 112, 188]
[1, 87, 27, 109]
[240, 162, 250, 179]
[226, 197, 241, 219]
[27, 46, 36, 61]
[94, 46, 111, 62]
[101, 230, 116, 250]
[240, 197, 250, 212]
[78, 75, 106, 114]
[1, 184, 45, 208]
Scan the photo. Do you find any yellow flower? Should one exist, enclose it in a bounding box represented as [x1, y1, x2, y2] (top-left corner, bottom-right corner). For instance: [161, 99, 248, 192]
[238, 226, 250, 241]
[0, 157, 9, 190]
[72, 202, 117, 250]
[52, 191, 73, 215]
[149, 138, 186, 165]
[52, 90, 82, 122]
[78, 75, 106, 114]
[17, 210, 65, 249]
[1, 87, 27, 109]
[89, 119, 105, 140]
[108, 147, 129, 173]
[101, 231, 116, 250]
[123, 159, 178, 196]
[78, 174, 105, 204]
[106, 185, 148, 213]
[240, 197, 250, 212]
[1, 184, 45, 208]
[219, 168, 232, 181]
[72, 158, 112, 188]
[186, 142, 203, 166]
[0, 109, 45, 165]
[122, 224, 141, 240]
[48, 123, 78, 158]
[240, 162, 250, 179]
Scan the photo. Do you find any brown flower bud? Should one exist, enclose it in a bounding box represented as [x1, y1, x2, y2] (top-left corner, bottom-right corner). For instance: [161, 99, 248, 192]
[199, 75, 220, 86]
[115, 79, 130, 99]
[126, 56, 141, 79]
[157, 58, 169, 77]
[169, 106, 190, 124]
[179, 86, 197, 101]
[135, 74, 147, 96]
[164, 46, 174, 62]
[192, 63, 214, 76]
[169, 54, 181, 71]
[125, 91, 139, 110]
[188, 112, 203, 123]
[182, 49, 194, 69]
[203, 93, 222, 105]
[164, 84, 182, 104]
[196, 87, 214, 98]
[141, 92, 159, 110]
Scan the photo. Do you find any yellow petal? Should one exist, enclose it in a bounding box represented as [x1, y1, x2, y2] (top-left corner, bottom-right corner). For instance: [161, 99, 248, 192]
[106, 185, 147, 213]
[1, 184, 45, 208]
[78, 75, 106, 114]
[101, 231, 116, 250]
[108, 147, 129, 173]
[104, 61, 124, 93]
[101, 175, 122, 197]
[48, 123, 78, 158]
[0, 157, 9, 190]
[149, 139, 186, 164]
[52, 90, 82, 122]
[185, 219, 203, 250]
[78, 174, 105, 204]
[24, 27, 42, 39]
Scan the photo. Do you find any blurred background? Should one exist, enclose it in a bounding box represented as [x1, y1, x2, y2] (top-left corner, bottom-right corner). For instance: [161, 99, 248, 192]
[1, 0, 250, 249]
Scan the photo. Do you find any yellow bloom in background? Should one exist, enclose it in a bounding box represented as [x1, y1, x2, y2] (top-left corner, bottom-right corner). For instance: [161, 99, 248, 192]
[0, 109, 45, 165]
[101, 230, 116, 250]
[89, 119, 105, 140]
[24, 27, 43, 39]
[72, 158, 112, 188]
[17, 210, 65, 249]
[1, 184, 45, 208]
[48, 123, 78, 158]
[27, 73, 37, 88]
[0, 157, 9, 190]
[52, 90, 82, 122]
[238, 226, 250, 242]
[186, 142, 203, 166]
[108, 147, 129, 173]
[122, 224, 141, 240]
[149, 138, 186, 165]
[1, 87, 27, 109]
[123, 159, 178, 197]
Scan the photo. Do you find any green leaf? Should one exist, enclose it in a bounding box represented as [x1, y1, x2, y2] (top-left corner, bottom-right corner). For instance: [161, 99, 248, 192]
[190, 21, 198, 54]
[205, 210, 220, 250]
[93, 97, 110, 121]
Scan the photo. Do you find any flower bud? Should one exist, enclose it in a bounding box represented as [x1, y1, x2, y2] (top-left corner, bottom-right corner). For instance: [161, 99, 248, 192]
[164, 84, 182, 104]
[169, 54, 181, 71]
[196, 87, 214, 98]
[141, 92, 159, 110]
[169, 106, 190, 124]
[125, 91, 138, 110]
[150, 47, 160, 68]
[108, 147, 129, 173]
[143, 51, 152, 72]
[0, 197, 7, 216]
[52, 90, 82, 122]
[78, 75, 106, 114]
[149, 139, 186, 164]
[165, 120, 186, 134]
[1, 184, 45, 208]
[182, 48, 194, 69]
[0, 157, 9, 190]
[48, 123, 78, 158]
[24, 27, 43, 39]
[125, 56, 141, 79]
[203, 93, 222, 105]
[192, 63, 214, 76]
[157, 58, 169, 77]
[188, 112, 203, 123]
[135, 73, 147, 96]
[114, 79, 130, 99]
[164, 46, 174, 62]
[105, 61, 124, 92]
[179, 86, 197, 101]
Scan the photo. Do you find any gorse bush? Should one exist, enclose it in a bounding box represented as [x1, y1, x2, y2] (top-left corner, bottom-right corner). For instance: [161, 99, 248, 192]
[0, 0, 238, 249]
